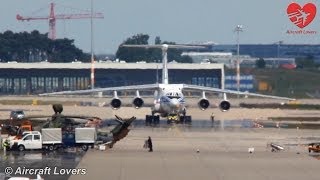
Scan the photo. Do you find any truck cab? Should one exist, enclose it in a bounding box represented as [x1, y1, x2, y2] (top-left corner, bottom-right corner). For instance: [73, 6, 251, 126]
[11, 131, 42, 151]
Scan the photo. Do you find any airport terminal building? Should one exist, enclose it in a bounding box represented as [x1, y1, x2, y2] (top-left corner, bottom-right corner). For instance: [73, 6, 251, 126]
[0, 62, 224, 95]
[211, 44, 320, 62]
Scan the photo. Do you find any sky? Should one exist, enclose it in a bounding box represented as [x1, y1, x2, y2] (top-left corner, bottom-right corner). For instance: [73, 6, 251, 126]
[0, 0, 320, 54]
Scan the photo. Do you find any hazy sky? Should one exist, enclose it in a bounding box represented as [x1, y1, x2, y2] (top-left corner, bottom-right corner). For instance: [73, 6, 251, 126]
[0, 0, 319, 54]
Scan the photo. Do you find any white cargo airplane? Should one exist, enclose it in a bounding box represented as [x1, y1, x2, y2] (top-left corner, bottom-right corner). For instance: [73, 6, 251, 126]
[40, 44, 295, 123]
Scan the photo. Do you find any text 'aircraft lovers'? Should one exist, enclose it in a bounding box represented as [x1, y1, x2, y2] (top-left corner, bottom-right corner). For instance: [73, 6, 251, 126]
[40, 44, 295, 124]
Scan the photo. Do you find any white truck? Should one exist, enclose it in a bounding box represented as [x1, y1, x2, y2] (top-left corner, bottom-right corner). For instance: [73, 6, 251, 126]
[10, 128, 96, 151]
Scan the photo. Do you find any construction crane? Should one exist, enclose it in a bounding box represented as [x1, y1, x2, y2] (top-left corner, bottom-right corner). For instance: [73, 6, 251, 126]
[16, 2, 104, 40]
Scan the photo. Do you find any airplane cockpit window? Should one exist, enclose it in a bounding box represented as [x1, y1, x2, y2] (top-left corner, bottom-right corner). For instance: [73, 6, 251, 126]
[166, 92, 182, 99]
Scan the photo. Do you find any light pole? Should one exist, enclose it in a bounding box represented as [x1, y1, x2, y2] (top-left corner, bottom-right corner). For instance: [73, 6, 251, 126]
[234, 25, 243, 97]
[90, 0, 95, 89]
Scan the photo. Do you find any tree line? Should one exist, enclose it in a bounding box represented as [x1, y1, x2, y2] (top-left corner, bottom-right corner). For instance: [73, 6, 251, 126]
[0, 30, 90, 62]
[115, 33, 193, 63]
[0, 31, 194, 63]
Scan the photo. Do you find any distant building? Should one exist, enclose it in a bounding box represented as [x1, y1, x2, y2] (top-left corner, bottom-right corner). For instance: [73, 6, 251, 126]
[211, 44, 320, 62]
[182, 52, 295, 68]
[241, 58, 296, 68]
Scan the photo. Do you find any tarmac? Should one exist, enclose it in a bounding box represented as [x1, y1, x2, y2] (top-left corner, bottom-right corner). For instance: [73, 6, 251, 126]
[1, 103, 320, 120]
[70, 127, 320, 180]
[0, 102, 320, 180]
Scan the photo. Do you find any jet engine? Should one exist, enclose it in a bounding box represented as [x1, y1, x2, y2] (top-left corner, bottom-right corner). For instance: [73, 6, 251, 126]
[132, 90, 144, 109]
[198, 99, 210, 110]
[110, 91, 121, 110]
[198, 91, 210, 110]
[219, 100, 231, 112]
[111, 98, 122, 110]
[133, 97, 144, 109]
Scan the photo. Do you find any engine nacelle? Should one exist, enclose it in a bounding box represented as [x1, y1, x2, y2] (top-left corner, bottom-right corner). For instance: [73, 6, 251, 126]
[219, 100, 231, 112]
[111, 98, 122, 110]
[198, 98, 210, 111]
[132, 97, 144, 109]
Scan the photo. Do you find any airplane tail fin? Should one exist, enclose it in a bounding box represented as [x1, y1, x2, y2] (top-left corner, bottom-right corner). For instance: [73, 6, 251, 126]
[120, 44, 205, 85]
[162, 46, 169, 84]
[156, 65, 159, 84]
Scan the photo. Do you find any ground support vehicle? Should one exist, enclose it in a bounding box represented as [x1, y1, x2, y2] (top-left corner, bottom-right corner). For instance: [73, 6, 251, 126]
[308, 142, 320, 153]
[9, 128, 96, 151]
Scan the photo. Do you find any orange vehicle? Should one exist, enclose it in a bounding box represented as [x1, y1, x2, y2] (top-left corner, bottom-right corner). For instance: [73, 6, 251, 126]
[1, 120, 34, 139]
[308, 143, 320, 153]
[20, 120, 33, 131]
[13, 120, 33, 139]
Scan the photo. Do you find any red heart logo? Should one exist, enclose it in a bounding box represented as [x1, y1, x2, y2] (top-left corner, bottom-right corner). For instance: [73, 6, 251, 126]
[287, 2, 317, 29]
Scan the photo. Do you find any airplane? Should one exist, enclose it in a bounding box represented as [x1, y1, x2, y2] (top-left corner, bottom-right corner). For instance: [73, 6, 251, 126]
[40, 44, 295, 124]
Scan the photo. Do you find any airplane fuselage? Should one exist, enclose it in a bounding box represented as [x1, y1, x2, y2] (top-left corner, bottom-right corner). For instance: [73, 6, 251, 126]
[152, 84, 186, 118]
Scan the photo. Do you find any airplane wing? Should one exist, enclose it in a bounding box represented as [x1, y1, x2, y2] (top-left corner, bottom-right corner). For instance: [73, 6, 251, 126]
[182, 84, 295, 101]
[39, 84, 160, 96]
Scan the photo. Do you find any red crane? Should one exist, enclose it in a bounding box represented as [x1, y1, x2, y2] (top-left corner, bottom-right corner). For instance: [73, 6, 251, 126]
[16, 3, 104, 40]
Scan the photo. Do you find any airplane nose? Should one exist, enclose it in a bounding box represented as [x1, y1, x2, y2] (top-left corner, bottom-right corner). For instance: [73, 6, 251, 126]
[170, 99, 180, 108]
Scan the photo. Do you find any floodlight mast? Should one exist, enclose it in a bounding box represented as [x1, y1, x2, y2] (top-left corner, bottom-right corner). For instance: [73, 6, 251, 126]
[235, 25, 243, 98]
[90, 0, 95, 89]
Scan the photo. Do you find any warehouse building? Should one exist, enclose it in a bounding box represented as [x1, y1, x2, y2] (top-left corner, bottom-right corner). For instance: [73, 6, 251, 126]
[0, 62, 224, 95]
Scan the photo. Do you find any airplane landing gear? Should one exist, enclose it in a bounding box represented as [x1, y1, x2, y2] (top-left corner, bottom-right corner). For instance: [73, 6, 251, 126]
[179, 115, 192, 124]
[166, 114, 192, 124]
[146, 114, 160, 125]
[179, 109, 191, 124]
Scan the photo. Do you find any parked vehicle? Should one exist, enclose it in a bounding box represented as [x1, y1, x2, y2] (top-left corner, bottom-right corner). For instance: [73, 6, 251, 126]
[9, 110, 25, 120]
[9, 128, 96, 151]
[1, 120, 33, 138]
[308, 142, 320, 153]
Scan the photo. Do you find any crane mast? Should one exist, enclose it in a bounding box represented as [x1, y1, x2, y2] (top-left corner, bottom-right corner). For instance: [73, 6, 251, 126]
[16, 3, 104, 40]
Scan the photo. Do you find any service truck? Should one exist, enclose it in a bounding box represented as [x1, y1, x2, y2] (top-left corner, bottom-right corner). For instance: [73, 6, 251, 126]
[10, 128, 96, 151]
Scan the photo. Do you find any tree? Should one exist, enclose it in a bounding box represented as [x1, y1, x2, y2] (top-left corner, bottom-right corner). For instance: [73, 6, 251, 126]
[122, 33, 149, 45]
[256, 58, 266, 68]
[0, 30, 89, 62]
[155, 36, 161, 45]
[115, 33, 150, 62]
[116, 34, 195, 63]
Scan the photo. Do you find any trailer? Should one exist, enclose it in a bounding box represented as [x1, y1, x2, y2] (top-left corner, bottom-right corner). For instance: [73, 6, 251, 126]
[9, 128, 96, 151]
[63, 128, 96, 151]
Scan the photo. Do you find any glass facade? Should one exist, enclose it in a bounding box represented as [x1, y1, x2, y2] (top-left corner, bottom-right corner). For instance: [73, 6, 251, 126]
[225, 75, 254, 92]
[0, 68, 221, 95]
[0, 76, 89, 94]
